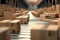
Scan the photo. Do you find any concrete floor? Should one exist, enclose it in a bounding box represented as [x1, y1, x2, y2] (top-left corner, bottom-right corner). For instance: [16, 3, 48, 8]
[11, 11, 49, 40]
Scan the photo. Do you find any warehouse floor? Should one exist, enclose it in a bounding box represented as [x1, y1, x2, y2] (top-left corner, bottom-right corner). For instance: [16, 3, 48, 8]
[11, 11, 49, 40]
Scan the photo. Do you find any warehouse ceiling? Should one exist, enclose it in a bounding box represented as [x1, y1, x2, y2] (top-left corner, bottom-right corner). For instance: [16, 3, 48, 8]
[0, 0, 58, 9]
[1, 0, 6, 4]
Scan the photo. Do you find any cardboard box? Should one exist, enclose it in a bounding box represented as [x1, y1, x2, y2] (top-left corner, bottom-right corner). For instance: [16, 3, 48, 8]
[40, 12, 59, 21]
[49, 20, 58, 25]
[46, 25, 58, 40]
[10, 20, 21, 33]
[22, 10, 29, 15]
[51, 5, 55, 11]
[0, 17, 4, 20]
[40, 13, 51, 21]
[0, 27, 10, 40]
[16, 14, 29, 24]
[42, 7, 47, 12]
[31, 24, 46, 40]
[0, 11, 4, 17]
[13, 13, 22, 17]
[4, 11, 16, 20]
[0, 20, 21, 33]
[31, 11, 40, 17]
[55, 5, 60, 13]
[56, 5, 59, 10]
[47, 7, 54, 13]
[0, 20, 11, 27]
[40, 14, 46, 20]
[58, 19, 60, 28]
[58, 19, 60, 39]
[0, 11, 4, 20]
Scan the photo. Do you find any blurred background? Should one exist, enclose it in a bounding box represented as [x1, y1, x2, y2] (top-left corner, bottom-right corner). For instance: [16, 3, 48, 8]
[0, 0, 59, 10]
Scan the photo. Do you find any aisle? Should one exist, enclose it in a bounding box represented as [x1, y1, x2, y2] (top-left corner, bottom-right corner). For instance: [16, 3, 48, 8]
[11, 11, 49, 40]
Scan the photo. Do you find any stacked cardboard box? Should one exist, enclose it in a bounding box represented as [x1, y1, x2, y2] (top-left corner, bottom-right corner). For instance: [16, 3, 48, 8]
[40, 12, 59, 21]
[31, 24, 58, 40]
[10, 20, 21, 33]
[58, 19, 60, 39]
[0, 20, 21, 33]
[16, 14, 29, 24]
[31, 24, 46, 40]
[4, 5, 17, 13]
[46, 25, 58, 40]
[55, 5, 60, 18]
[49, 20, 58, 25]
[15, 10, 22, 14]
[0, 27, 10, 40]
[0, 10, 4, 20]
[0, 20, 11, 27]
[58, 19, 60, 27]
[55, 5, 60, 13]
[31, 8, 42, 17]
[31, 11, 39, 17]
[47, 7, 54, 13]
[40, 13, 46, 20]
[22, 10, 29, 15]
[13, 13, 22, 17]
[51, 5, 56, 12]
[36, 8, 43, 14]
[42, 7, 47, 12]
[4, 11, 16, 20]
[0, 4, 29, 20]
[40, 13, 52, 21]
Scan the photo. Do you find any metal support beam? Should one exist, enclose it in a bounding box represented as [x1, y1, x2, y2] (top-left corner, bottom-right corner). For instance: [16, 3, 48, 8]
[0, 0, 1, 4]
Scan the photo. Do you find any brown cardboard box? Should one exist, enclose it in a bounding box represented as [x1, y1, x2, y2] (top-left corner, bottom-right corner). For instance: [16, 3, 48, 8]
[31, 11, 40, 17]
[40, 13, 51, 21]
[46, 25, 58, 40]
[13, 13, 22, 17]
[58, 19, 60, 39]
[40, 12, 59, 21]
[49, 20, 58, 25]
[4, 11, 16, 20]
[56, 5, 59, 10]
[37, 8, 43, 14]
[51, 5, 55, 11]
[0, 11, 4, 20]
[55, 5, 60, 14]
[40, 13, 46, 20]
[16, 14, 29, 24]
[0, 20, 11, 27]
[22, 10, 29, 15]
[42, 7, 47, 12]
[31, 24, 46, 40]
[0, 20, 21, 33]
[47, 7, 54, 13]
[58, 19, 60, 28]
[0, 17, 4, 20]
[0, 27, 10, 40]
[10, 20, 21, 33]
